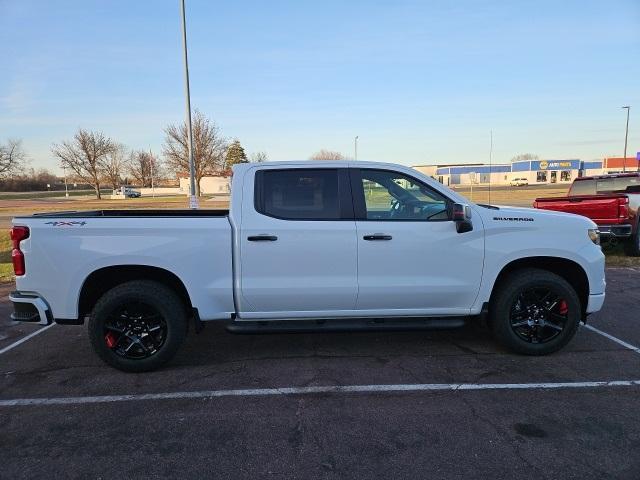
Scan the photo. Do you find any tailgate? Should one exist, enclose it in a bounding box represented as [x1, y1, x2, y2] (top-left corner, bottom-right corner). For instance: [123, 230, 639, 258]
[533, 194, 627, 225]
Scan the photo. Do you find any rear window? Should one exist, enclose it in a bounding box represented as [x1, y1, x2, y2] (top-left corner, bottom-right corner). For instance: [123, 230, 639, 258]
[569, 179, 595, 196]
[255, 169, 341, 220]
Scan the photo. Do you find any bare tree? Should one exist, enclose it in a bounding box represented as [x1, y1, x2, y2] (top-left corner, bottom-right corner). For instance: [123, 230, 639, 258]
[310, 149, 345, 161]
[51, 129, 114, 199]
[103, 143, 127, 190]
[128, 150, 161, 187]
[250, 151, 268, 163]
[0, 139, 28, 178]
[510, 153, 539, 162]
[163, 110, 227, 196]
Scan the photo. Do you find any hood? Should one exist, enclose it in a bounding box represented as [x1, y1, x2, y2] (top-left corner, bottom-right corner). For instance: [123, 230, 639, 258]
[473, 204, 597, 230]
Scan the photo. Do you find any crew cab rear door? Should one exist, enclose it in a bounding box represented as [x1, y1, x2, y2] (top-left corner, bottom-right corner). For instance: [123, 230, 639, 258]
[350, 168, 484, 315]
[238, 166, 357, 318]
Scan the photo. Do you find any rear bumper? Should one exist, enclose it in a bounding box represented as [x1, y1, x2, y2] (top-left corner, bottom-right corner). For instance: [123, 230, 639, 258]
[9, 291, 53, 325]
[598, 224, 632, 238]
[586, 293, 606, 314]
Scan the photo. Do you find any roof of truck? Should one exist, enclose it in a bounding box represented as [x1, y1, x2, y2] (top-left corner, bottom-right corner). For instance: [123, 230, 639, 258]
[574, 172, 640, 181]
[232, 160, 416, 171]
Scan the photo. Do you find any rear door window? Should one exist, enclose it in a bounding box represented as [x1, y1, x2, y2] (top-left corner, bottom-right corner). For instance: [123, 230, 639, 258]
[255, 169, 343, 220]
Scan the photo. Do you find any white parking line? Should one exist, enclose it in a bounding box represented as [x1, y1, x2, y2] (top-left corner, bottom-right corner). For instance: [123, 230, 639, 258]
[0, 323, 55, 356]
[1, 380, 639, 407]
[583, 324, 640, 354]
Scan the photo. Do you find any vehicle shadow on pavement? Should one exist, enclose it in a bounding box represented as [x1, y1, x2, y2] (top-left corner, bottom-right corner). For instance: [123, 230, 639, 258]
[3, 316, 637, 402]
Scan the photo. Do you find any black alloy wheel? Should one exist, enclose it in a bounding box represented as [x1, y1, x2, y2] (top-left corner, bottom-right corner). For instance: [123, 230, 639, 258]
[509, 287, 569, 344]
[103, 301, 168, 359]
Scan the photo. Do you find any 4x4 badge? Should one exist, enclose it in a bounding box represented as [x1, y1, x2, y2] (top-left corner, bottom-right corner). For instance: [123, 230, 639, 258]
[45, 221, 87, 227]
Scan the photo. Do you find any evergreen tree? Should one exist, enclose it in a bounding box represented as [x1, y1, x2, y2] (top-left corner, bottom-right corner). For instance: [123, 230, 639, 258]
[225, 140, 248, 168]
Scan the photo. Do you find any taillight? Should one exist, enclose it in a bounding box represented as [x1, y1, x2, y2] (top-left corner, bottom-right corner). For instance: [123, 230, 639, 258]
[619, 197, 629, 219]
[9, 226, 29, 276]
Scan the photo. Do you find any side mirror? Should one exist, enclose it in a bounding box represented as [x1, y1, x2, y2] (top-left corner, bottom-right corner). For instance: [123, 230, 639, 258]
[452, 203, 473, 233]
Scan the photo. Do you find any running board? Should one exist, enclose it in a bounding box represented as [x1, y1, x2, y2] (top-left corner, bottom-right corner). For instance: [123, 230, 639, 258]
[226, 317, 467, 334]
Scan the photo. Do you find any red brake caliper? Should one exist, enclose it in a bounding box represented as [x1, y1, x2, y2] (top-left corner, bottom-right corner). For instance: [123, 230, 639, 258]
[559, 300, 568, 315]
[105, 332, 117, 348]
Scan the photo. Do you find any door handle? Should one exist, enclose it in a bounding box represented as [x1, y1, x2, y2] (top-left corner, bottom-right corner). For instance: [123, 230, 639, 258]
[363, 234, 392, 241]
[247, 235, 278, 241]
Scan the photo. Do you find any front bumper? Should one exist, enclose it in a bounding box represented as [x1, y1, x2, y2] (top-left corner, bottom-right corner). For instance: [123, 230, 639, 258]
[9, 291, 53, 325]
[586, 293, 606, 314]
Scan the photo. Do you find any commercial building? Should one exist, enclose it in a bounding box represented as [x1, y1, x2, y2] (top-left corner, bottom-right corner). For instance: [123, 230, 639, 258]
[602, 156, 640, 172]
[177, 173, 231, 195]
[414, 164, 512, 186]
[509, 159, 581, 185]
[413, 153, 640, 187]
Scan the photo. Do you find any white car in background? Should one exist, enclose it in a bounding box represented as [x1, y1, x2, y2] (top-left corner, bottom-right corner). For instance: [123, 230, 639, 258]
[510, 178, 529, 187]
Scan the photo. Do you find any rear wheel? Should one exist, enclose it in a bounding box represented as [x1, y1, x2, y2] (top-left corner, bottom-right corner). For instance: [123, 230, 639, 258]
[623, 220, 640, 257]
[88, 280, 187, 372]
[490, 269, 581, 355]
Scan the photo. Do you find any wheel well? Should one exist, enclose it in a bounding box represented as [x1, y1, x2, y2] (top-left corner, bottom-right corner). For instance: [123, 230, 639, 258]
[78, 265, 192, 319]
[490, 257, 589, 313]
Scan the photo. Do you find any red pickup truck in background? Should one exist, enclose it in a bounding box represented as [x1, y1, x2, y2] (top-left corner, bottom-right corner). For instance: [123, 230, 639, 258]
[534, 173, 640, 256]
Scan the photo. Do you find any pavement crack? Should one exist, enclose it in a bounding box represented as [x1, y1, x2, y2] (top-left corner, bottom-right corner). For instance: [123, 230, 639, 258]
[459, 395, 553, 480]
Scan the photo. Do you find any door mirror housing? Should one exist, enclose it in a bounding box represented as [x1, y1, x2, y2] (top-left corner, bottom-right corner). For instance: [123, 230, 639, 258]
[451, 203, 473, 233]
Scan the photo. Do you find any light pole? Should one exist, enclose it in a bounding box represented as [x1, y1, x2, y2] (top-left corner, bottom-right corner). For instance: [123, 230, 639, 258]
[622, 106, 630, 172]
[180, 0, 198, 208]
[488, 130, 493, 204]
[150, 149, 155, 198]
[354, 136, 358, 160]
[63, 165, 69, 198]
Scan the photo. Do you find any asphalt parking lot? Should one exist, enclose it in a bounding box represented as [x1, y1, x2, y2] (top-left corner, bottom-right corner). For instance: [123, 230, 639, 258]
[1, 269, 639, 480]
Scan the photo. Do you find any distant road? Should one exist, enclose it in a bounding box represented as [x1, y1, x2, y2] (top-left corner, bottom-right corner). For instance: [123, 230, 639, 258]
[450, 183, 568, 207]
[451, 183, 568, 192]
[0, 189, 111, 201]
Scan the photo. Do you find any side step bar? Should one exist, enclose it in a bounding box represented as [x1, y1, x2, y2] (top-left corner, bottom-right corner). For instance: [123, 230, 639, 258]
[226, 317, 467, 334]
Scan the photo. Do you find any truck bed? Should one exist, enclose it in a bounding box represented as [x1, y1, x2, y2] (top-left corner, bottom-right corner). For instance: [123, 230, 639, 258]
[533, 194, 628, 226]
[18, 209, 229, 219]
[12, 211, 234, 321]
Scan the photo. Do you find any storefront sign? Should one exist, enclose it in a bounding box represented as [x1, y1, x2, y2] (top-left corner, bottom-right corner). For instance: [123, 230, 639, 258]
[535, 160, 578, 170]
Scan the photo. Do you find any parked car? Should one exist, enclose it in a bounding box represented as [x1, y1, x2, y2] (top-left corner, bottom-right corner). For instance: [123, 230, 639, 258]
[510, 178, 529, 187]
[533, 173, 640, 256]
[113, 186, 141, 198]
[10, 161, 605, 371]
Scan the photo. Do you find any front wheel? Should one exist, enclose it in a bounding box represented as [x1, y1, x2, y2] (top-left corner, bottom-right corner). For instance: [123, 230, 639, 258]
[88, 280, 187, 372]
[489, 269, 581, 355]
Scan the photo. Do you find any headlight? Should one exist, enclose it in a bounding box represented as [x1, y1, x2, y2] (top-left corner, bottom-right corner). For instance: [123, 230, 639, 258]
[588, 228, 600, 245]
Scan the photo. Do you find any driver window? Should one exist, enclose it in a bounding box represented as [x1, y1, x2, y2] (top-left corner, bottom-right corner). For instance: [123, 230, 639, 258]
[360, 169, 449, 221]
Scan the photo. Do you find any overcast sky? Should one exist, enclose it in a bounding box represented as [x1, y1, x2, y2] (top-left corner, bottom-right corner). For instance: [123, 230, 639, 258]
[1, 0, 638, 172]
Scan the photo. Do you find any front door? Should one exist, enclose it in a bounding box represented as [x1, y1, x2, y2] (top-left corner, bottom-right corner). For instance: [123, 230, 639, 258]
[351, 168, 484, 315]
[239, 167, 358, 318]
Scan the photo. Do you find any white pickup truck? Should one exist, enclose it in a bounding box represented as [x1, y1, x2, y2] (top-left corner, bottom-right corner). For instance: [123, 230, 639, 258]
[10, 161, 606, 372]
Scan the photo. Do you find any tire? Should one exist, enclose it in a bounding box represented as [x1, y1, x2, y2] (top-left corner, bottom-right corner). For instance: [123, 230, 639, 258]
[489, 268, 581, 355]
[88, 280, 187, 372]
[623, 220, 640, 257]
